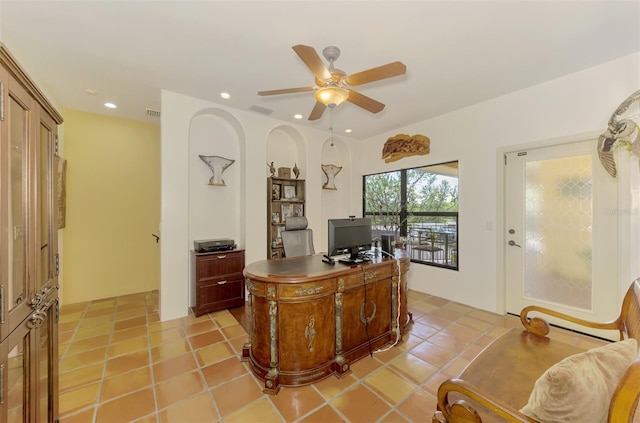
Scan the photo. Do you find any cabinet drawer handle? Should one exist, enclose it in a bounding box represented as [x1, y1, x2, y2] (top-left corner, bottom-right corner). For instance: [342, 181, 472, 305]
[217, 255, 226, 259]
[217, 280, 228, 285]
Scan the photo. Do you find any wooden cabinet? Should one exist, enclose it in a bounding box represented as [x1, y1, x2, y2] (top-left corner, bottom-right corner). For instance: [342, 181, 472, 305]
[193, 250, 245, 317]
[267, 177, 305, 259]
[0, 43, 62, 422]
[242, 252, 410, 394]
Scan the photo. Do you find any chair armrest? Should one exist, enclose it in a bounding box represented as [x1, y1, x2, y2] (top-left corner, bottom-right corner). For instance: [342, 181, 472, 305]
[609, 358, 640, 423]
[520, 305, 622, 337]
[434, 378, 536, 423]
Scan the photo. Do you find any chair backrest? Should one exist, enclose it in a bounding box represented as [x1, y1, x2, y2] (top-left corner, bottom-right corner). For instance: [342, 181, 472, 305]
[281, 216, 315, 257]
[607, 279, 640, 422]
[620, 279, 640, 342]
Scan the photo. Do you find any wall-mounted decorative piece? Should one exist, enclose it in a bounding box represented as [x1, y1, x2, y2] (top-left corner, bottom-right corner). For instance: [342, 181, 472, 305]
[268, 161, 276, 177]
[199, 155, 235, 186]
[56, 155, 67, 229]
[321, 164, 342, 190]
[293, 163, 300, 179]
[381, 133, 431, 163]
[278, 167, 291, 179]
[597, 89, 640, 178]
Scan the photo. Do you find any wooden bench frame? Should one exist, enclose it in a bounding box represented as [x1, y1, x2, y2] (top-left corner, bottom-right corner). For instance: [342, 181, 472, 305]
[433, 279, 640, 423]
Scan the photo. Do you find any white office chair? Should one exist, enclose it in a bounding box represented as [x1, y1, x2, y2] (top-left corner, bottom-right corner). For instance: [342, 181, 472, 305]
[281, 216, 315, 257]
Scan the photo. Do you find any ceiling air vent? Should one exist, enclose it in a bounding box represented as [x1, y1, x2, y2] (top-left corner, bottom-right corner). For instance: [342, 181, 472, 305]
[249, 105, 273, 115]
[145, 108, 161, 118]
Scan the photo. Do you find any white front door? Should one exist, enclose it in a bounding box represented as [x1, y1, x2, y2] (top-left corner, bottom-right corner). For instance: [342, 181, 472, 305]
[504, 138, 620, 339]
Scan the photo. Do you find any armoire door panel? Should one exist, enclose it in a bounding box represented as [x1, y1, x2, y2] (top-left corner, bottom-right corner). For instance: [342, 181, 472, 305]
[1, 74, 34, 342]
[0, 317, 35, 423]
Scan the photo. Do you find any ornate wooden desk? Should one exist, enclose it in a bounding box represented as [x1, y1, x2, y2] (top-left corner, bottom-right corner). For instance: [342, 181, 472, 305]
[241, 252, 410, 394]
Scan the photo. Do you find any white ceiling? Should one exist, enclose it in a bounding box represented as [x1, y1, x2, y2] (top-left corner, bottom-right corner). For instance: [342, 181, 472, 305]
[1, 1, 638, 140]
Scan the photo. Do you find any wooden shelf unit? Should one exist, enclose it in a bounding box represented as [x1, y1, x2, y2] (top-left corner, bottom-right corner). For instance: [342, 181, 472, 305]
[267, 177, 306, 259]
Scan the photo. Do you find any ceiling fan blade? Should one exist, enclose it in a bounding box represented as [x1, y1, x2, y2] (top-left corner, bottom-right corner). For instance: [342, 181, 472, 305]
[347, 90, 385, 113]
[345, 61, 406, 86]
[308, 102, 327, 121]
[258, 86, 315, 96]
[292, 45, 332, 81]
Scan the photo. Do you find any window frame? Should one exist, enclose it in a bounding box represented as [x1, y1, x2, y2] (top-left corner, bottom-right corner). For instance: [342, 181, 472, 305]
[362, 161, 459, 270]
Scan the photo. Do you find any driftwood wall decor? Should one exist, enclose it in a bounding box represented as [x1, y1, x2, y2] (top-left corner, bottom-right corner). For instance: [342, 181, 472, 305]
[597, 89, 640, 178]
[321, 164, 342, 190]
[199, 155, 235, 186]
[381, 133, 430, 163]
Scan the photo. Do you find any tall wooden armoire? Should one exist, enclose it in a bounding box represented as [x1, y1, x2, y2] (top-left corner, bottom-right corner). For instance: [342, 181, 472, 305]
[0, 43, 63, 422]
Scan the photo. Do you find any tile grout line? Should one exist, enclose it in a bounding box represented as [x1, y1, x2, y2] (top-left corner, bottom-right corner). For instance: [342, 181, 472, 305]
[94, 296, 120, 422]
[145, 291, 161, 423]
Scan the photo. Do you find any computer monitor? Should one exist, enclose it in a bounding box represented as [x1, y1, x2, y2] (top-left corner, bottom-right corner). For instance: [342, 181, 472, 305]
[328, 217, 373, 259]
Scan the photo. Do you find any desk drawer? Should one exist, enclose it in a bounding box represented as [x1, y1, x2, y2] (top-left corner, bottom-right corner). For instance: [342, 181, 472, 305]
[278, 279, 335, 299]
[341, 265, 393, 289]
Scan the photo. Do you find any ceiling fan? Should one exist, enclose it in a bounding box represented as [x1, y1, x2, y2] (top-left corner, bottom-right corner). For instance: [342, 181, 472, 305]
[258, 45, 407, 121]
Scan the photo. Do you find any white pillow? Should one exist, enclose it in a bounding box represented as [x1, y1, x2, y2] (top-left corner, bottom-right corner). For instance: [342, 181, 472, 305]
[519, 338, 638, 423]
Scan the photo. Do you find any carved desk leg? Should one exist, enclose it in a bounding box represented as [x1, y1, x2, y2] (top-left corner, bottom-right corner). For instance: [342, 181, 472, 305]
[332, 292, 351, 377]
[263, 300, 280, 394]
[391, 276, 400, 341]
[241, 292, 252, 361]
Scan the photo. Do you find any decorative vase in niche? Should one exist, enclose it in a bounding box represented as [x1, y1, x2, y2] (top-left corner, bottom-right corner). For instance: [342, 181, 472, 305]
[199, 155, 235, 186]
[321, 164, 342, 190]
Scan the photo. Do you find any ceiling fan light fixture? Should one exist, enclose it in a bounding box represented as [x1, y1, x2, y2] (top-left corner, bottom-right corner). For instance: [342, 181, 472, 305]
[315, 86, 349, 107]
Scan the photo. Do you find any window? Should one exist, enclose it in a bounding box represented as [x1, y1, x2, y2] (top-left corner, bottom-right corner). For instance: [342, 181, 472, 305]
[363, 161, 459, 270]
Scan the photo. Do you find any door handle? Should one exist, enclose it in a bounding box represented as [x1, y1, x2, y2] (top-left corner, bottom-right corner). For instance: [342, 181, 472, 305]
[508, 240, 521, 248]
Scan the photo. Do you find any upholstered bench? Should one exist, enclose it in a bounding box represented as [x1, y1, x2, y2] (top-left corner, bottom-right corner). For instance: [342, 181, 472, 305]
[433, 280, 640, 423]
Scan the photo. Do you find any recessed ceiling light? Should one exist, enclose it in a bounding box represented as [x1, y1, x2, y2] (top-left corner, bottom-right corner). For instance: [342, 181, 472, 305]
[104, 102, 117, 109]
[345, 129, 352, 133]
[220, 92, 231, 99]
[86, 89, 97, 96]
[294, 114, 303, 119]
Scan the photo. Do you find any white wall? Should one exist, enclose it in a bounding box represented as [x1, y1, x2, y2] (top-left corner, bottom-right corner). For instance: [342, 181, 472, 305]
[161, 53, 639, 321]
[353, 53, 640, 313]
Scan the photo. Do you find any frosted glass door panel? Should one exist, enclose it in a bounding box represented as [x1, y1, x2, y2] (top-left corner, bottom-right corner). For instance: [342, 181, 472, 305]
[505, 139, 619, 339]
[524, 155, 592, 309]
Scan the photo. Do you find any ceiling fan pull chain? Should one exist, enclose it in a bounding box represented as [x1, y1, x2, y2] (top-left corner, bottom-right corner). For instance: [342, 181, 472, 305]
[330, 106, 334, 146]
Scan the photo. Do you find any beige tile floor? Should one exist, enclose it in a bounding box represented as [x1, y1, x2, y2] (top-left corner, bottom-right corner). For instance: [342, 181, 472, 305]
[58, 290, 608, 422]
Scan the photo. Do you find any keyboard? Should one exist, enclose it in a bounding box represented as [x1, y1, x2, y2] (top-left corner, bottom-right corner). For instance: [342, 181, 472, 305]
[338, 258, 368, 265]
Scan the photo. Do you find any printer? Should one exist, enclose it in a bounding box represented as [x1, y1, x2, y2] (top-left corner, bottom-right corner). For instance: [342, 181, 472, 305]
[194, 238, 236, 253]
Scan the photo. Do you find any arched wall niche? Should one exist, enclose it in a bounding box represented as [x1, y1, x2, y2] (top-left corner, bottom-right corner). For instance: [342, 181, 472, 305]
[266, 125, 307, 179]
[320, 136, 352, 253]
[187, 108, 246, 252]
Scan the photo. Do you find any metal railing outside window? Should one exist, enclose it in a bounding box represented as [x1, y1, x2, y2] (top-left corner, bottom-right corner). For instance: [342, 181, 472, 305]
[363, 161, 459, 270]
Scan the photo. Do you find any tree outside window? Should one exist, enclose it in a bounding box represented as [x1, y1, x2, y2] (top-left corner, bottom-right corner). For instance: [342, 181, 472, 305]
[363, 161, 459, 270]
